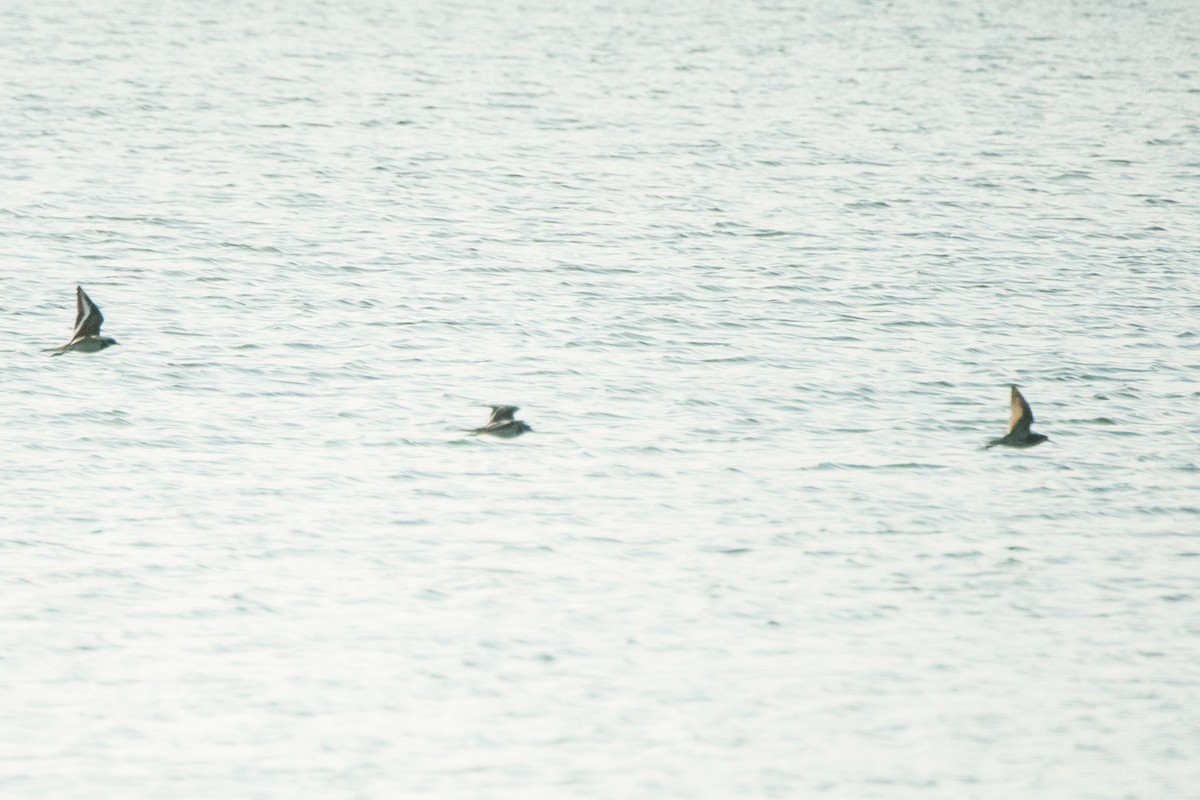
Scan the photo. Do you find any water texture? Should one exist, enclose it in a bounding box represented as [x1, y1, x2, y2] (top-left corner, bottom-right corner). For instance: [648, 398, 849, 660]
[2, 0, 1199, 797]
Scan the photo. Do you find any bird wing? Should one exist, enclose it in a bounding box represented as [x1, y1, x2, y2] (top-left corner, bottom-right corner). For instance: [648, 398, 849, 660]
[70, 286, 104, 341]
[488, 405, 518, 424]
[1007, 385, 1034, 438]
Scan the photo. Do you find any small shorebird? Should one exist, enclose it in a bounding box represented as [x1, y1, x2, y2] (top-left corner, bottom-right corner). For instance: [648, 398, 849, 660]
[46, 285, 119, 355]
[472, 405, 533, 438]
[985, 385, 1049, 449]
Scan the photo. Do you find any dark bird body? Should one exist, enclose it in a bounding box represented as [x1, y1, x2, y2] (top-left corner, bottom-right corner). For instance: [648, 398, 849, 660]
[472, 405, 533, 438]
[986, 385, 1049, 449]
[46, 286, 119, 355]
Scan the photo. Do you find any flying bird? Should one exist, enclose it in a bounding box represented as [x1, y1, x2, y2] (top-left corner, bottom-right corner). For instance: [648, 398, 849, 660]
[47, 286, 119, 355]
[985, 385, 1049, 449]
[472, 405, 533, 438]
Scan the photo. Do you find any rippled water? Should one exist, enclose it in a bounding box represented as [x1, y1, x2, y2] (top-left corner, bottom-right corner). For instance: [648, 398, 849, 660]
[3, 0, 1199, 797]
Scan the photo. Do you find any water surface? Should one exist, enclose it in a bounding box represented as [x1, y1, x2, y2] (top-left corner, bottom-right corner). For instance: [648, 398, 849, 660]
[2, 0, 1199, 797]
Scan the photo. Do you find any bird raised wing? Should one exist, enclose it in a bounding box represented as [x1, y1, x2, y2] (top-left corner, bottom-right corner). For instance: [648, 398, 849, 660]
[487, 405, 519, 425]
[1007, 385, 1034, 439]
[70, 286, 105, 342]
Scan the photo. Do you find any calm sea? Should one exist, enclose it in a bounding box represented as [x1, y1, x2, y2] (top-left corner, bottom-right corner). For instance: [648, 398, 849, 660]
[2, 0, 1198, 797]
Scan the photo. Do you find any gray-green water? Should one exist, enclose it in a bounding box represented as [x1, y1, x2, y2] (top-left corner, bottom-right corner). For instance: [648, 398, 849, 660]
[2, 0, 1199, 797]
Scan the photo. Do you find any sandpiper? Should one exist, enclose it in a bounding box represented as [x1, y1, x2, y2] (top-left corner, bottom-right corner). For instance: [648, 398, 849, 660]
[46, 285, 119, 355]
[472, 405, 533, 438]
[985, 385, 1049, 449]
